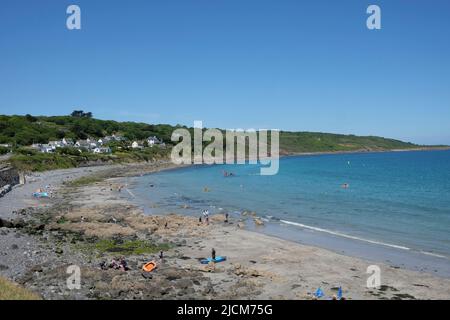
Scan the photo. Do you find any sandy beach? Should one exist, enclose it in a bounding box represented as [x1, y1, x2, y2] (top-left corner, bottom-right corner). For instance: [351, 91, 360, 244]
[1, 162, 450, 300]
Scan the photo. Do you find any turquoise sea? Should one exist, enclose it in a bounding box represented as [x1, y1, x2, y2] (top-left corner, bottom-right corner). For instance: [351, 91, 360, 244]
[128, 150, 450, 276]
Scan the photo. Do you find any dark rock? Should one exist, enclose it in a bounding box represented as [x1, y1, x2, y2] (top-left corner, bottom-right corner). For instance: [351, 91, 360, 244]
[203, 282, 214, 295]
[177, 289, 187, 296]
[0, 218, 13, 228]
[174, 279, 192, 290]
[159, 287, 170, 296]
[164, 269, 182, 281]
[10, 244, 19, 250]
[0, 264, 9, 271]
[12, 218, 26, 229]
[141, 272, 153, 279]
[331, 286, 340, 291]
[393, 293, 416, 300]
[34, 224, 45, 231]
[31, 265, 44, 273]
[379, 285, 398, 292]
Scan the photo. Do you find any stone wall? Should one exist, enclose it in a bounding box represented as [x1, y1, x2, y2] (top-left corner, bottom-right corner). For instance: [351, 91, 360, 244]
[0, 165, 19, 189]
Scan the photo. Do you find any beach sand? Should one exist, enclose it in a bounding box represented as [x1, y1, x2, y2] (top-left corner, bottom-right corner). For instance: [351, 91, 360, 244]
[1, 162, 450, 300]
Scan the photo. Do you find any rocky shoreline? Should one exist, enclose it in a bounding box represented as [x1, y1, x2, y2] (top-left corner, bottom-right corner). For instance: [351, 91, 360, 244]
[1, 162, 450, 300]
[0, 162, 258, 300]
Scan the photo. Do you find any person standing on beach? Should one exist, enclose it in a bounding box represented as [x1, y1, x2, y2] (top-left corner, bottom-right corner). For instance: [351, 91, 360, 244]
[225, 213, 229, 223]
[211, 248, 216, 260]
[202, 209, 210, 225]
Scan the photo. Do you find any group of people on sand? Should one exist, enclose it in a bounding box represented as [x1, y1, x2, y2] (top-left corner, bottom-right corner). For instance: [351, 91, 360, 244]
[199, 210, 230, 225]
[109, 183, 126, 192]
[199, 209, 210, 225]
[33, 185, 54, 198]
[100, 257, 129, 271]
[100, 250, 165, 273]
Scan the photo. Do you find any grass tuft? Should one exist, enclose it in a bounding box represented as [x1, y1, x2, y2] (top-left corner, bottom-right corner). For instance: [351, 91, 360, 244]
[77, 238, 170, 257]
[66, 175, 106, 187]
[0, 276, 41, 300]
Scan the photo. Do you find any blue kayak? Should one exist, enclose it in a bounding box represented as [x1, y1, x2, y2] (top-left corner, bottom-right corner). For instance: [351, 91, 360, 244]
[200, 256, 227, 264]
[33, 192, 49, 198]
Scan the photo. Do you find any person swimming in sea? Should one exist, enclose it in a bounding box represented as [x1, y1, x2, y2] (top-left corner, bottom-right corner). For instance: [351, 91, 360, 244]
[223, 170, 234, 177]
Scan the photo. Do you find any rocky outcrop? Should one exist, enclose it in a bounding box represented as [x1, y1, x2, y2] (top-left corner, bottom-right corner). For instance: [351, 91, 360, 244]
[0, 165, 19, 188]
[0, 165, 20, 198]
[0, 184, 11, 197]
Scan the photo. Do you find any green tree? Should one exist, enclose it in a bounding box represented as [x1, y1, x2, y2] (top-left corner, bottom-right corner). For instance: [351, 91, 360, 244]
[25, 114, 38, 122]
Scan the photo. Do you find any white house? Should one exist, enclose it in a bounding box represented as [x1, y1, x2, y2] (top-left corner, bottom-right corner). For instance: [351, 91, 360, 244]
[147, 136, 162, 146]
[112, 134, 125, 141]
[131, 141, 140, 149]
[62, 138, 74, 146]
[93, 147, 112, 154]
[40, 144, 54, 153]
[75, 140, 91, 150]
[48, 141, 62, 148]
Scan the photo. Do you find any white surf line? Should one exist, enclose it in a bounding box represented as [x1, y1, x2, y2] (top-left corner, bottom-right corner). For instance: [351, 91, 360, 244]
[420, 251, 449, 259]
[125, 188, 136, 198]
[279, 219, 411, 251]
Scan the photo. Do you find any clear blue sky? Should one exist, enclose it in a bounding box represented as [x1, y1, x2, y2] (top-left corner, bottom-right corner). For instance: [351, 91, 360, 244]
[1, 0, 449, 144]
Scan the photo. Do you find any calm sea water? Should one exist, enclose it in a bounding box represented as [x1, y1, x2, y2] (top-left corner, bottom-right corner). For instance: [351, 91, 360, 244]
[128, 150, 450, 275]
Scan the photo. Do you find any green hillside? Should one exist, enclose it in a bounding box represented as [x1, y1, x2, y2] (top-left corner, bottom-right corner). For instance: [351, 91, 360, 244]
[0, 113, 421, 152]
[0, 112, 441, 171]
[279, 131, 418, 154]
[0, 113, 177, 146]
